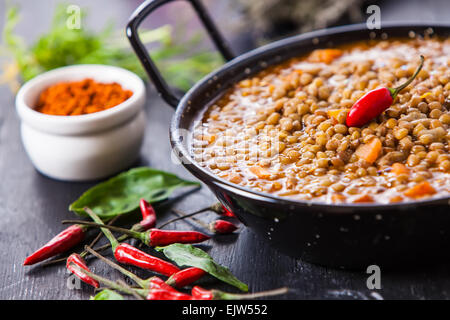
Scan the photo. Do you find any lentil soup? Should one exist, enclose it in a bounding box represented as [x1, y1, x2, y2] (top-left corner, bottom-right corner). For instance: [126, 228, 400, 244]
[191, 38, 450, 204]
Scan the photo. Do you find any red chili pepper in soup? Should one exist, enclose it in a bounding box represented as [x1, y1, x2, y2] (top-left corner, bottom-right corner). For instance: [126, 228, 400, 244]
[346, 55, 424, 127]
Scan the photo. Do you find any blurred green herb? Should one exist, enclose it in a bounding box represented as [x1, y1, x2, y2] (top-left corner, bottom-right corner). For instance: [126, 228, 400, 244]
[1, 4, 222, 91]
[90, 289, 124, 300]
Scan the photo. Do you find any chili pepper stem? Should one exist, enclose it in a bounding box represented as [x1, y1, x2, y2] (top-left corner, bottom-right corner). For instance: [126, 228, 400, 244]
[84, 207, 121, 251]
[158, 207, 209, 229]
[171, 209, 209, 230]
[80, 215, 120, 258]
[64, 220, 210, 246]
[41, 234, 130, 267]
[62, 220, 143, 241]
[117, 279, 145, 300]
[158, 202, 231, 229]
[91, 234, 130, 253]
[68, 262, 146, 297]
[42, 217, 121, 267]
[84, 214, 121, 254]
[389, 55, 424, 100]
[83, 231, 106, 258]
[219, 287, 289, 300]
[40, 257, 66, 267]
[84, 245, 148, 289]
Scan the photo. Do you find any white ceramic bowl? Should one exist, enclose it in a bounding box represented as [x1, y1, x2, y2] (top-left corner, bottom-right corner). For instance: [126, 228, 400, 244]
[16, 64, 147, 181]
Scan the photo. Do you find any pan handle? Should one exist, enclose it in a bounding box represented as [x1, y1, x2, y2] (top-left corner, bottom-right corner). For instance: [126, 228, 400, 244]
[126, 0, 235, 108]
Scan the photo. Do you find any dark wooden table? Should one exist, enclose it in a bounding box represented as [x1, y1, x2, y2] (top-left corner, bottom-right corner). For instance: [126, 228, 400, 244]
[1, 0, 450, 300]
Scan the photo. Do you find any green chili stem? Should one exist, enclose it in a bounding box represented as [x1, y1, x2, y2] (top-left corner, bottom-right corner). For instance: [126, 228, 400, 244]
[68, 262, 146, 297]
[62, 220, 143, 243]
[389, 55, 424, 100]
[84, 245, 148, 289]
[171, 209, 209, 230]
[80, 215, 120, 258]
[116, 279, 145, 300]
[219, 287, 289, 300]
[91, 234, 130, 253]
[42, 234, 128, 267]
[158, 208, 209, 229]
[84, 207, 120, 252]
[82, 223, 113, 257]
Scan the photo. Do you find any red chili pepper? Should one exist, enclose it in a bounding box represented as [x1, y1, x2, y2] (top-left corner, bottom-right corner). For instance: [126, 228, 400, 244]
[66, 253, 99, 288]
[66, 257, 145, 297]
[166, 267, 207, 288]
[210, 202, 236, 217]
[83, 208, 180, 277]
[23, 224, 87, 266]
[84, 245, 179, 294]
[149, 276, 179, 292]
[159, 203, 237, 229]
[136, 199, 156, 231]
[191, 286, 215, 300]
[147, 228, 210, 246]
[77, 209, 211, 247]
[221, 206, 236, 217]
[147, 289, 193, 300]
[80, 201, 155, 260]
[114, 243, 180, 277]
[191, 286, 289, 300]
[346, 55, 424, 128]
[209, 219, 238, 234]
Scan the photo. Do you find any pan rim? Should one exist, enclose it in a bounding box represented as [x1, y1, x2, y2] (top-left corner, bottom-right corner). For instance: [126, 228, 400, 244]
[170, 22, 450, 210]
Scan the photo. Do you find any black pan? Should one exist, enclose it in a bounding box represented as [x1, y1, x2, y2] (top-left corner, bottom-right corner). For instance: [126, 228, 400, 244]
[127, 0, 450, 269]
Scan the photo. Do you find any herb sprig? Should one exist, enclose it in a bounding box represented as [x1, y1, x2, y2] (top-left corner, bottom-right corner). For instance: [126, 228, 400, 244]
[0, 4, 222, 91]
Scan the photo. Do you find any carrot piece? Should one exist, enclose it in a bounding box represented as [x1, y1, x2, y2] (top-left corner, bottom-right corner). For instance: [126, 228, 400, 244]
[327, 109, 345, 121]
[389, 195, 404, 203]
[404, 181, 437, 198]
[228, 173, 242, 184]
[309, 49, 343, 64]
[355, 138, 382, 164]
[331, 194, 346, 203]
[391, 163, 409, 175]
[352, 194, 374, 203]
[249, 166, 272, 179]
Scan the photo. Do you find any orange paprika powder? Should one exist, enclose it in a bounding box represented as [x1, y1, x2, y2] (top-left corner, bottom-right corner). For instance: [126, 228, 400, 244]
[35, 78, 133, 116]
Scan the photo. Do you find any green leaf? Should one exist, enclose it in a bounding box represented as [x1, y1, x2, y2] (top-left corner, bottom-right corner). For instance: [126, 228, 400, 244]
[90, 289, 124, 300]
[156, 243, 248, 292]
[69, 167, 200, 220]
